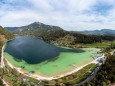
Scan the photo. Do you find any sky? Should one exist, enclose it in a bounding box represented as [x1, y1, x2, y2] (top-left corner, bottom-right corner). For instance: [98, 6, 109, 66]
[0, 0, 115, 31]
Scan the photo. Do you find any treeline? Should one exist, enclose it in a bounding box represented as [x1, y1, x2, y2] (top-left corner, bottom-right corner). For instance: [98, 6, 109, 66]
[70, 32, 101, 43]
[15, 29, 115, 45]
[14, 28, 67, 41]
[14, 27, 115, 45]
[101, 35, 115, 41]
[71, 33, 115, 44]
[12, 22, 115, 44]
[52, 32, 115, 48]
[83, 55, 115, 86]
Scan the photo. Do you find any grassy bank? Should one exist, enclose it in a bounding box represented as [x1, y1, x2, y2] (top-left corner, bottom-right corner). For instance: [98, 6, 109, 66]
[43, 63, 98, 85]
[53, 41, 115, 49]
[81, 41, 115, 48]
[2, 59, 40, 86]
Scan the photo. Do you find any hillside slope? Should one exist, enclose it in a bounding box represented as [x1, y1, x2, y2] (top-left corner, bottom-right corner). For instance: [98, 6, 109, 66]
[0, 26, 14, 56]
[0, 26, 14, 41]
[9, 22, 67, 42]
[5, 27, 19, 32]
[5, 22, 115, 47]
[5, 22, 102, 44]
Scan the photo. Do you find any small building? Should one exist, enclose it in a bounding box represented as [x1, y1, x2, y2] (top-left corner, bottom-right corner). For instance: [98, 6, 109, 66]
[21, 78, 29, 84]
[97, 56, 106, 64]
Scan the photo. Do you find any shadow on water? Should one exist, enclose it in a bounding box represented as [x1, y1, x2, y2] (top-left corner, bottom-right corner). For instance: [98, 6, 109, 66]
[43, 57, 59, 64]
[43, 48, 85, 63]
[13, 57, 22, 62]
[59, 47, 85, 53]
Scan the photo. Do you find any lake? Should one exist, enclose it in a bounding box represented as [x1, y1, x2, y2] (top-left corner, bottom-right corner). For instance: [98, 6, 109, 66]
[4, 36, 101, 76]
[5, 36, 84, 64]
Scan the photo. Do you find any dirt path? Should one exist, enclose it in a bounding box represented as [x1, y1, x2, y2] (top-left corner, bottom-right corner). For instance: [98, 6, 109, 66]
[1, 45, 5, 68]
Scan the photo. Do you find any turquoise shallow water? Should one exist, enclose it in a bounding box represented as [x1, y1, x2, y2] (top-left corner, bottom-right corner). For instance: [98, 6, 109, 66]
[4, 48, 100, 76]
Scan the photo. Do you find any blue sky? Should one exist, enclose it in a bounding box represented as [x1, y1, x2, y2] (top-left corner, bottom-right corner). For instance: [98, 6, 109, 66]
[0, 0, 115, 31]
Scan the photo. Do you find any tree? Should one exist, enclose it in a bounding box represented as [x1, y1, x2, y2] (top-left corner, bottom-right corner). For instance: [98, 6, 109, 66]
[101, 81, 106, 86]
[106, 80, 111, 85]
[0, 79, 3, 86]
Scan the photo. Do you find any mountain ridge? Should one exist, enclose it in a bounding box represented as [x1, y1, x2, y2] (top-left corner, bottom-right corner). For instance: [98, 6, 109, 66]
[5, 22, 115, 37]
[4, 22, 115, 46]
[79, 29, 115, 36]
[8, 22, 67, 42]
[5, 22, 63, 32]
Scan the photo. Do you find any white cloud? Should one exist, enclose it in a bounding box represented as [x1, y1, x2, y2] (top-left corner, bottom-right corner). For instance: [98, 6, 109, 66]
[0, 0, 115, 31]
[27, 0, 53, 12]
[0, 10, 49, 27]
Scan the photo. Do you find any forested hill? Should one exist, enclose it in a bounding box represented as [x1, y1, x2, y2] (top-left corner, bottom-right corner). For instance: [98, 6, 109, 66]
[0, 25, 14, 57]
[0, 25, 14, 46]
[5, 22, 65, 41]
[0, 26, 14, 41]
[5, 22, 63, 32]
[5, 22, 102, 44]
[5, 27, 19, 32]
[5, 22, 115, 45]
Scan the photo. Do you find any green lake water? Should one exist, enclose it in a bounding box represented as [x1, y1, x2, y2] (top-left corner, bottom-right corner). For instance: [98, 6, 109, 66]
[4, 48, 100, 76]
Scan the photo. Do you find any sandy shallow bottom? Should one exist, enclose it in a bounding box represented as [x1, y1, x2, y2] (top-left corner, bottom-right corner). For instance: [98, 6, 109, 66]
[4, 48, 101, 77]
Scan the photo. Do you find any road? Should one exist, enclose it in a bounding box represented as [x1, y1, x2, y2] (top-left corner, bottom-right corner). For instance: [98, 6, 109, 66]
[2, 79, 9, 86]
[1, 45, 5, 68]
[75, 64, 101, 86]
